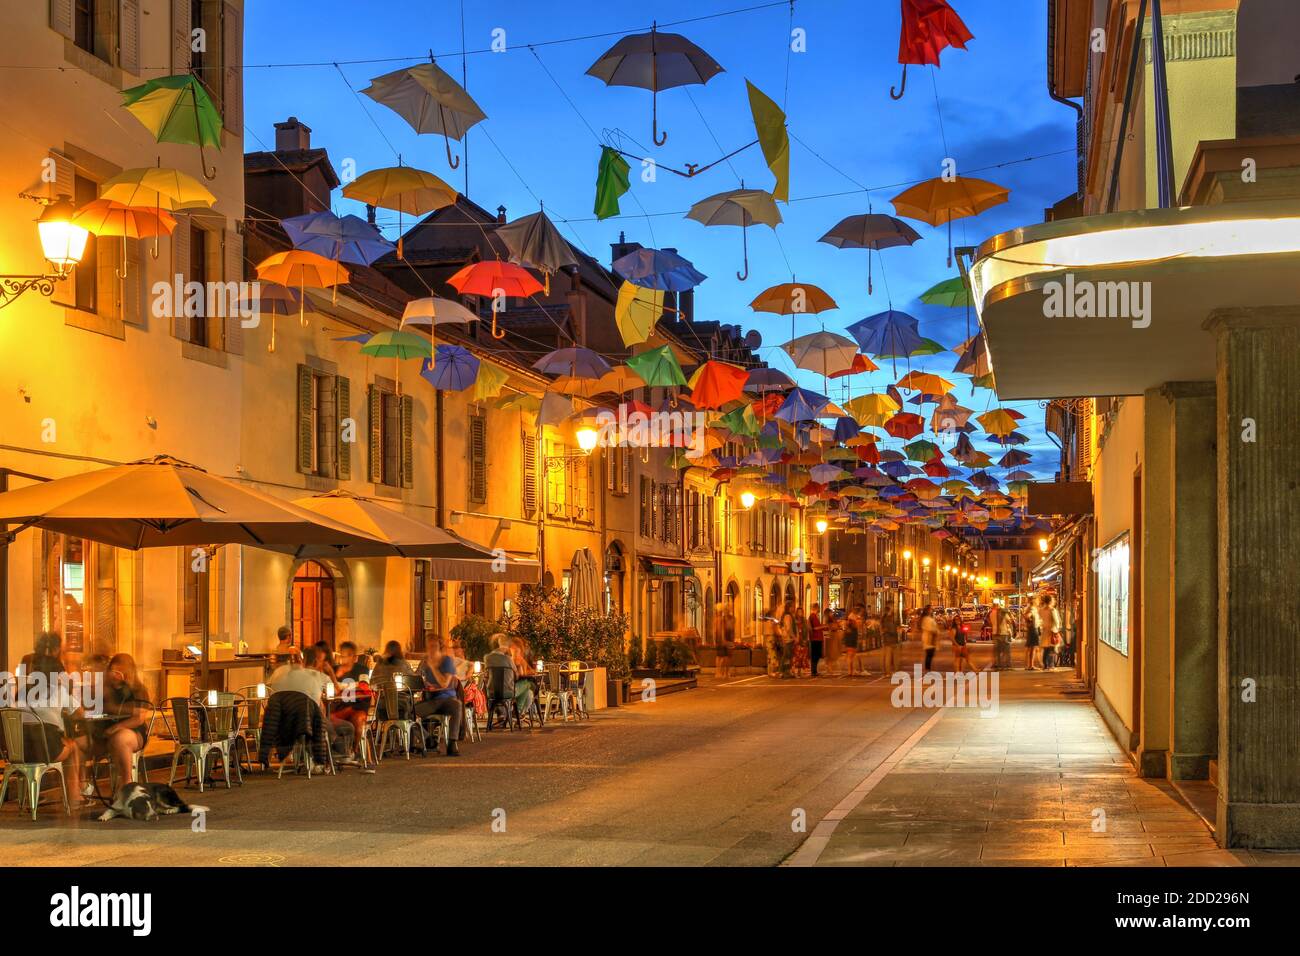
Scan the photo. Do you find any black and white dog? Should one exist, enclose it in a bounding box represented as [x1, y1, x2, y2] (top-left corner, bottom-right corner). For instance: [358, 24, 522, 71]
[97, 783, 208, 822]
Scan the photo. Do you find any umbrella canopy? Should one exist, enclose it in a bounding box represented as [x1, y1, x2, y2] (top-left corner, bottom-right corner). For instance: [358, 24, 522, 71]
[897, 370, 955, 395]
[846, 310, 925, 363]
[783, 330, 859, 377]
[750, 281, 838, 334]
[342, 165, 457, 216]
[892, 175, 1009, 264]
[829, 353, 880, 379]
[686, 188, 782, 281]
[446, 260, 543, 298]
[494, 210, 579, 293]
[534, 347, 612, 380]
[120, 74, 221, 178]
[892, 0, 975, 99]
[745, 367, 794, 392]
[626, 345, 687, 387]
[362, 60, 487, 168]
[72, 199, 175, 238]
[615, 281, 664, 346]
[282, 211, 394, 266]
[818, 213, 921, 293]
[239, 284, 318, 319]
[586, 25, 724, 146]
[884, 412, 926, 439]
[977, 408, 1023, 437]
[255, 250, 349, 289]
[773, 387, 831, 424]
[920, 275, 974, 307]
[420, 346, 479, 391]
[401, 296, 478, 328]
[361, 330, 433, 360]
[613, 247, 707, 291]
[98, 166, 216, 212]
[688, 361, 748, 410]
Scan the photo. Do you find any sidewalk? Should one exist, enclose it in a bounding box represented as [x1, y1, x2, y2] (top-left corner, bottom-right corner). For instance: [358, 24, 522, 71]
[798, 655, 1296, 867]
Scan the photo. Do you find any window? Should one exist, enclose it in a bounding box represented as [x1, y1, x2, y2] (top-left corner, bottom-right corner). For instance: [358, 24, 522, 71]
[608, 446, 630, 496]
[74, 0, 95, 53]
[182, 547, 218, 636]
[296, 366, 349, 479]
[995, 571, 1004, 585]
[191, 0, 223, 112]
[188, 225, 208, 346]
[368, 384, 412, 488]
[1097, 533, 1131, 655]
[468, 411, 487, 503]
[639, 476, 652, 536]
[521, 433, 537, 517]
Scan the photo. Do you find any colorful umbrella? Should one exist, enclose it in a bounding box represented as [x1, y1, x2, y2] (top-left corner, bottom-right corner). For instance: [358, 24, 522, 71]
[342, 165, 457, 259]
[920, 275, 973, 307]
[746, 80, 790, 201]
[282, 211, 395, 267]
[419, 346, 479, 392]
[977, 408, 1023, 437]
[594, 146, 632, 220]
[884, 412, 926, 440]
[744, 367, 794, 393]
[688, 361, 748, 410]
[362, 61, 487, 169]
[72, 200, 175, 282]
[686, 187, 782, 281]
[401, 296, 478, 328]
[534, 347, 612, 380]
[782, 331, 858, 377]
[829, 353, 880, 379]
[120, 74, 221, 179]
[845, 392, 901, 427]
[613, 247, 707, 291]
[615, 281, 665, 346]
[493, 209, 579, 294]
[818, 213, 921, 294]
[446, 260, 544, 339]
[897, 370, 955, 395]
[846, 310, 925, 363]
[892, 176, 1009, 265]
[586, 24, 724, 146]
[626, 345, 687, 387]
[361, 330, 433, 360]
[98, 166, 215, 212]
[473, 363, 510, 402]
[255, 250, 349, 342]
[773, 387, 831, 424]
[892, 0, 975, 100]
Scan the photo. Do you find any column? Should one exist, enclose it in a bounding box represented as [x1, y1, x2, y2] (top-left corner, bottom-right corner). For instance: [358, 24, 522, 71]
[1206, 307, 1300, 848]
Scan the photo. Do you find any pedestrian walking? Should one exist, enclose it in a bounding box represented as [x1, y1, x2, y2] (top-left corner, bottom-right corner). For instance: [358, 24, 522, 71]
[861, 606, 880, 676]
[879, 601, 901, 674]
[951, 614, 975, 673]
[989, 603, 1013, 670]
[778, 601, 796, 678]
[714, 602, 734, 679]
[1022, 603, 1040, 669]
[841, 606, 861, 675]
[808, 603, 826, 676]
[792, 605, 810, 678]
[919, 605, 940, 672]
[1035, 595, 1063, 669]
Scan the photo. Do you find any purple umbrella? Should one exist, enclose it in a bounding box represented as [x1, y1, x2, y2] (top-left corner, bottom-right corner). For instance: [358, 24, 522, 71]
[818, 214, 921, 294]
[282, 211, 395, 266]
[533, 346, 612, 379]
[613, 247, 709, 291]
[420, 346, 479, 392]
[846, 310, 925, 360]
[773, 387, 831, 423]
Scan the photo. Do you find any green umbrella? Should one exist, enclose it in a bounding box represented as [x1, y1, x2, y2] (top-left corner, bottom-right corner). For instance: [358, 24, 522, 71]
[360, 330, 433, 359]
[594, 146, 631, 220]
[919, 276, 973, 307]
[120, 74, 222, 179]
[904, 439, 941, 462]
[626, 345, 686, 387]
[719, 403, 760, 438]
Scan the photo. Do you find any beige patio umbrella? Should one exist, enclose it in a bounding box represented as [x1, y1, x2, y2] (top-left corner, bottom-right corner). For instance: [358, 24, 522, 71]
[361, 60, 487, 169]
[291, 490, 539, 582]
[0, 456, 387, 682]
[686, 186, 782, 281]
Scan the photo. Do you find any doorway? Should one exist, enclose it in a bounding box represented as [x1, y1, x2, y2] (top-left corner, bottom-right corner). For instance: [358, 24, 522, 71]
[292, 560, 336, 649]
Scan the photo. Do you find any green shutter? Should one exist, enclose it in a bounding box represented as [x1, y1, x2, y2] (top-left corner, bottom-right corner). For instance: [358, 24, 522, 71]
[400, 394, 414, 489]
[367, 384, 382, 483]
[296, 365, 314, 474]
[335, 375, 351, 480]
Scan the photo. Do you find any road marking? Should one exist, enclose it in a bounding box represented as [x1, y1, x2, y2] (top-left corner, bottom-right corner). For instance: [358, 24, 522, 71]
[412, 762, 608, 769]
[783, 708, 947, 868]
[717, 675, 767, 686]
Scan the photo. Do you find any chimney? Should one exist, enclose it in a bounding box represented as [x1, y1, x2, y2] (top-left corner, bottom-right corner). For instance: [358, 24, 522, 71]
[274, 117, 311, 152]
[366, 204, 377, 225]
[496, 205, 506, 223]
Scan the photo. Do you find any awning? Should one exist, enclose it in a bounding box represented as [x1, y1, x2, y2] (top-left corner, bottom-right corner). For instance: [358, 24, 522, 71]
[1026, 481, 1093, 516]
[641, 556, 695, 576]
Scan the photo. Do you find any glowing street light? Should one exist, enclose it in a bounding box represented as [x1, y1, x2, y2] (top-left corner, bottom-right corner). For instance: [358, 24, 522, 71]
[740, 490, 756, 510]
[814, 517, 829, 535]
[576, 426, 600, 454]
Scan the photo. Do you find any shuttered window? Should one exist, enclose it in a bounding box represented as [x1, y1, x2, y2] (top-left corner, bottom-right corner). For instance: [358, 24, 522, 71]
[521, 433, 538, 518]
[468, 411, 487, 503]
[52, 0, 141, 71]
[639, 476, 651, 536]
[297, 365, 347, 479]
[368, 383, 410, 488]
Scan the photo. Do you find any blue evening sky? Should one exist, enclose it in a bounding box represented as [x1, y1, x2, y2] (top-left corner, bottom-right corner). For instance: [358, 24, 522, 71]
[244, 0, 1075, 480]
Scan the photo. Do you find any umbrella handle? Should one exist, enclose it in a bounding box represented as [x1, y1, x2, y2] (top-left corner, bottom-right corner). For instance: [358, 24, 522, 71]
[268, 313, 277, 353]
[736, 225, 749, 281]
[868, 251, 874, 295]
[444, 131, 461, 170]
[890, 64, 908, 100]
[490, 311, 507, 340]
[116, 235, 128, 279]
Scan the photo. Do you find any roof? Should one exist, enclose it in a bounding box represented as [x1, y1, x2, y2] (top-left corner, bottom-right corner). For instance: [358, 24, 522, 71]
[244, 148, 341, 190]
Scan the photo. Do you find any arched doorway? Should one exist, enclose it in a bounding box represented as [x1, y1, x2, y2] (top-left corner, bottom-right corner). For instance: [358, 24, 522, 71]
[292, 560, 336, 649]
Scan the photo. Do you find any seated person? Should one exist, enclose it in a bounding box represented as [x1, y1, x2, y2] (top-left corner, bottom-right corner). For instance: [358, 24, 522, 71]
[14, 653, 88, 809]
[415, 638, 464, 756]
[331, 641, 371, 743]
[483, 634, 517, 711]
[269, 646, 355, 764]
[508, 636, 537, 715]
[97, 653, 153, 787]
[369, 641, 417, 720]
[311, 641, 337, 681]
[271, 626, 295, 664]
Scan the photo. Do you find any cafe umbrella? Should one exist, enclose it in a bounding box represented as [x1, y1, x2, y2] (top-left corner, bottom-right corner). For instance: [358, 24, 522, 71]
[0, 456, 388, 684]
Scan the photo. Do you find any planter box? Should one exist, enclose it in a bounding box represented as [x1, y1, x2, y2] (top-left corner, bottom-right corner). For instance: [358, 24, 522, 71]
[583, 666, 608, 711]
[751, 647, 767, 669]
[697, 648, 717, 668]
[729, 648, 752, 668]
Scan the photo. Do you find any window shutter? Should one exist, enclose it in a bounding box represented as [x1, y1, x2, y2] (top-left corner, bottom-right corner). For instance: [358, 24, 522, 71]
[221, 3, 242, 134]
[222, 227, 243, 351]
[296, 365, 314, 475]
[335, 376, 351, 480]
[521, 433, 537, 517]
[606, 447, 614, 492]
[172, 0, 191, 74]
[620, 446, 630, 493]
[400, 394, 414, 488]
[639, 476, 649, 536]
[50, 0, 75, 39]
[469, 413, 487, 503]
[118, 0, 141, 74]
[122, 238, 143, 326]
[585, 456, 594, 521]
[170, 217, 190, 340]
[367, 384, 382, 483]
[94, 236, 121, 322]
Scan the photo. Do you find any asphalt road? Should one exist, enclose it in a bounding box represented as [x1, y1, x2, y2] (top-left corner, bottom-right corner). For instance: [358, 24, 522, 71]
[0, 649, 952, 867]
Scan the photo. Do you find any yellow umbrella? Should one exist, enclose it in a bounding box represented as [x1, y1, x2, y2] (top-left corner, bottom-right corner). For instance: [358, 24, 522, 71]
[99, 166, 216, 211]
[977, 408, 1021, 437]
[891, 175, 1009, 265]
[596, 364, 647, 395]
[255, 250, 349, 347]
[845, 392, 900, 427]
[896, 370, 955, 395]
[615, 281, 664, 345]
[472, 362, 510, 402]
[342, 165, 457, 259]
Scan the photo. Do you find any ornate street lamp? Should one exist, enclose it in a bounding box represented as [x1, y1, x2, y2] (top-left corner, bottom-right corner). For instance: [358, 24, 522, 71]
[1, 197, 90, 309]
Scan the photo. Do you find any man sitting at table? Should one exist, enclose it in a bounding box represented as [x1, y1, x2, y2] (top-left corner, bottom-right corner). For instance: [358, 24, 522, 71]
[415, 638, 463, 757]
[269, 646, 355, 765]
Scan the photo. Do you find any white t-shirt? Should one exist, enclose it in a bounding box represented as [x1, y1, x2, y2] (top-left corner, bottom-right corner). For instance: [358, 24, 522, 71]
[1035, 606, 1061, 637]
[269, 666, 329, 701]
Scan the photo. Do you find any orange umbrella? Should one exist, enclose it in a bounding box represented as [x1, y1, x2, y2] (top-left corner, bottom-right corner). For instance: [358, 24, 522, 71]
[72, 199, 176, 281]
[897, 370, 955, 394]
[688, 361, 748, 410]
[255, 250, 349, 348]
[977, 408, 1024, 436]
[750, 280, 838, 339]
[446, 260, 544, 339]
[829, 352, 879, 379]
[891, 175, 1009, 265]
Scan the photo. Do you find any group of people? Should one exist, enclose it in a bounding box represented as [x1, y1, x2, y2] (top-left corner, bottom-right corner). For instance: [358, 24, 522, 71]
[2, 632, 152, 811]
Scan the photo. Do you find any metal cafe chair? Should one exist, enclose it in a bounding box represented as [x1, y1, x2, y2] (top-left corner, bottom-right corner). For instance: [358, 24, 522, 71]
[567, 662, 592, 721]
[0, 708, 71, 821]
[484, 665, 522, 732]
[233, 684, 271, 768]
[538, 665, 565, 723]
[371, 679, 426, 760]
[160, 697, 236, 793]
[190, 691, 245, 786]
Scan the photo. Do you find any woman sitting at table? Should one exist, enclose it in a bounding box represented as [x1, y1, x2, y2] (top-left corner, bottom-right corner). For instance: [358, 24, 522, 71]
[508, 637, 538, 718]
[369, 641, 417, 719]
[450, 639, 487, 719]
[414, 639, 463, 756]
[15, 653, 88, 809]
[311, 641, 337, 681]
[98, 653, 153, 788]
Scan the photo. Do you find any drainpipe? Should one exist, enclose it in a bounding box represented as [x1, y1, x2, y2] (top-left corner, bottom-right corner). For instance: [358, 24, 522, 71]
[1047, 0, 1086, 200]
[1149, 0, 1177, 207]
[435, 389, 447, 637]
[1109, 0, 1149, 212]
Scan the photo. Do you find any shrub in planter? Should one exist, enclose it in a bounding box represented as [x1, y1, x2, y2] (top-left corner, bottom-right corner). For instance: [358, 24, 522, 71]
[627, 639, 642, 670]
[644, 638, 658, 671]
[502, 585, 630, 680]
[450, 613, 498, 662]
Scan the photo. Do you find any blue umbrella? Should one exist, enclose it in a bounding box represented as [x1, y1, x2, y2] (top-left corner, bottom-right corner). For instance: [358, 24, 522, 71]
[845, 310, 925, 359]
[282, 211, 395, 266]
[832, 416, 861, 441]
[773, 387, 830, 423]
[533, 346, 611, 379]
[613, 247, 708, 291]
[420, 346, 479, 391]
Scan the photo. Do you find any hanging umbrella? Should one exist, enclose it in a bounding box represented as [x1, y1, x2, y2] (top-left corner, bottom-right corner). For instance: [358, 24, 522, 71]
[494, 209, 580, 294]
[586, 23, 724, 146]
[903, 439, 942, 462]
[953, 331, 993, 383]
[420, 346, 479, 391]
[783, 331, 858, 377]
[626, 345, 687, 387]
[818, 213, 921, 294]
[361, 330, 433, 360]
[829, 353, 880, 379]
[920, 275, 973, 307]
[989, 432, 1030, 446]
[446, 260, 544, 339]
[255, 250, 349, 345]
[998, 449, 1032, 469]
[615, 281, 665, 346]
[594, 365, 647, 396]
[688, 361, 748, 410]
[98, 165, 216, 260]
[241, 285, 318, 325]
[282, 211, 395, 267]
[750, 281, 837, 317]
[845, 310, 925, 364]
[362, 60, 487, 169]
[884, 412, 926, 439]
[342, 165, 457, 258]
[892, 0, 974, 99]
[773, 387, 831, 424]
[120, 74, 222, 179]
[534, 347, 612, 380]
[401, 296, 478, 328]
[613, 247, 707, 291]
[977, 408, 1023, 437]
[897, 370, 955, 395]
[744, 367, 794, 393]
[845, 392, 901, 427]
[72, 199, 175, 284]
[686, 187, 782, 281]
[892, 176, 1009, 265]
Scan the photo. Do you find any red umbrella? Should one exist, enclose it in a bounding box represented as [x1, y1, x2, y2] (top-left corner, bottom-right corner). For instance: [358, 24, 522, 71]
[689, 360, 749, 410]
[923, 458, 950, 478]
[856, 444, 882, 464]
[828, 353, 880, 379]
[892, 0, 974, 100]
[446, 261, 544, 339]
[884, 412, 925, 439]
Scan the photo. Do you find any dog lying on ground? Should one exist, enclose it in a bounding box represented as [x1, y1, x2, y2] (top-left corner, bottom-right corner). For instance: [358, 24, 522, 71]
[97, 783, 208, 822]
